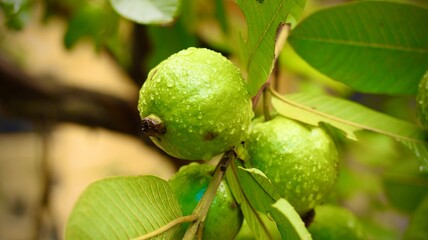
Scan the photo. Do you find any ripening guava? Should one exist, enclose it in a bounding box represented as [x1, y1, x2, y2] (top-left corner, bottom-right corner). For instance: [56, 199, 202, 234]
[308, 205, 367, 240]
[169, 163, 243, 240]
[138, 47, 254, 160]
[245, 115, 339, 215]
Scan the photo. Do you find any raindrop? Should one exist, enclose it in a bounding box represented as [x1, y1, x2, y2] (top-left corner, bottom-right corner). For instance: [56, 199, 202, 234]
[167, 81, 174, 87]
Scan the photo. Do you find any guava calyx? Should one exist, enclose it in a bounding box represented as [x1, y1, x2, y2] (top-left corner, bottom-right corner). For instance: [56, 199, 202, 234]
[141, 114, 166, 137]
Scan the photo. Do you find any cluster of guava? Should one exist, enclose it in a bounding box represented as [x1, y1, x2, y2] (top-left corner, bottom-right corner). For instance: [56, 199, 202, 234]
[138, 48, 364, 239]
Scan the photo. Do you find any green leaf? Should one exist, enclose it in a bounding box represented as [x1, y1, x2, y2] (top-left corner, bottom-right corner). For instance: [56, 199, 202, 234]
[0, 0, 31, 30]
[237, 0, 306, 97]
[383, 159, 428, 213]
[64, 5, 118, 49]
[110, 0, 179, 25]
[271, 199, 312, 240]
[271, 91, 428, 170]
[403, 195, 428, 240]
[228, 159, 311, 240]
[66, 176, 182, 240]
[226, 161, 273, 240]
[146, 20, 198, 70]
[288, 1, 428, 95]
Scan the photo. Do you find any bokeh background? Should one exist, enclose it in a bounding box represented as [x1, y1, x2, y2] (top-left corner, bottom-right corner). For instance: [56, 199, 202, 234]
[1, 0, 427, 239]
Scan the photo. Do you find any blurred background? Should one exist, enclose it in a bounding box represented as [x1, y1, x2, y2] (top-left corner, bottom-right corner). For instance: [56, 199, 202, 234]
[0, 0, 427, 239]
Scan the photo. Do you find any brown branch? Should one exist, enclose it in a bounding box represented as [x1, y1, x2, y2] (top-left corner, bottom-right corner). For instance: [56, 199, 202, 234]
[0, 56, 142, 137]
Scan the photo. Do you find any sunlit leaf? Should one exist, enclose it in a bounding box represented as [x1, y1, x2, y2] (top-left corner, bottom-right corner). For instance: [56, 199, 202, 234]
[237, 0, 306, 97]
[271, 91, 428, 170]
[288, 1, 428, 95]
[271, 199, 312, 240]
[110, 0, 179, 24]
[66, 176, 182, 240]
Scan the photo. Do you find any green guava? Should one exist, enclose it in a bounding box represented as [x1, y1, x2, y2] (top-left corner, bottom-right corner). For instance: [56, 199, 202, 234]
[169, 163, 243, 240]
[416, 71, 428, 127]
[138, 47, 254, 160]
[245, 115, 339, 215]
[308, 205, 367, 240]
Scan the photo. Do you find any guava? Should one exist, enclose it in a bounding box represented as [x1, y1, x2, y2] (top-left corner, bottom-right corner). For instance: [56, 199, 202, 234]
[169, 163, 243, 240]
[245, 115, 339, 215]
[308, 205, 367, 240]
[138, 47, 254, 160]
[416, 71, 428, 127]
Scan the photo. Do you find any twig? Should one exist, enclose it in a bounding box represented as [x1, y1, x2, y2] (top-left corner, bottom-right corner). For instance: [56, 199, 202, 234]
[182, 151, 235, 240]
[130, 214, 198, 240]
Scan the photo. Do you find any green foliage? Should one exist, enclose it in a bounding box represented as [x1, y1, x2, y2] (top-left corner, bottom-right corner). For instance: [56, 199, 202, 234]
[237, 0, 307, 97]
[403, 195, 428, 240]
[64, 4, 118, 49]
[109, 0, 180, 24]
[271, 92, 428, 170]
[271, 199, 312, 240]
[288, 1, 428, 95]
[416, 70, 428, 127]
[226, 159, 312, 240]
[65, 176, 183, 240]
[0, 0, 31, 30]
[383, 159, 428, 213]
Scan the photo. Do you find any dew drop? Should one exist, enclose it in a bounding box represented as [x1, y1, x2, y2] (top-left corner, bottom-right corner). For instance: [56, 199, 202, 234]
[167, 82, 174, 87]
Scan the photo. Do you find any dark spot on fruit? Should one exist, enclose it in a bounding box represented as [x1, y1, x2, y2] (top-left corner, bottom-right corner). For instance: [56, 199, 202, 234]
[203, 131, 217, 141]
[142, 116, 166, 137]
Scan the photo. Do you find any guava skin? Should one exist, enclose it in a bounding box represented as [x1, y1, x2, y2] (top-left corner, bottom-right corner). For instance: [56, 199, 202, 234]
[138, 47, 254, 160]
[416, 71, 428, 128]
[246, 116, 339, 215]
[308, 205, 367, 240]
[169, 163, 243, 240]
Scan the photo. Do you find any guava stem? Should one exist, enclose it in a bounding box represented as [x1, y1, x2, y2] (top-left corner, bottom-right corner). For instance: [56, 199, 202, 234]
[130, 214, 197, 240]
[182, 150, 235, 240]
[263, 85, 272, 121]
[141, 115, 166, 136]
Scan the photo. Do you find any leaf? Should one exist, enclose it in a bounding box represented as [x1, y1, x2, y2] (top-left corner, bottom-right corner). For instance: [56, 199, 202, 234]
[226, 161, 273, 240]
[288, 1, 428, 95]
[66, 176, 182, 240]
[228, 159, 311, 240]
[237, 0, 306, 97]
[271, 199, 312, 240]
[403, 195, 428, 240]
[110, 0, 180, 25]
[0, 0, 31, 30]
[238, 167, 311, 240]
[64, 5, 118, 49]
[271, 91, 428, 170]
[383, 159, 428, 213]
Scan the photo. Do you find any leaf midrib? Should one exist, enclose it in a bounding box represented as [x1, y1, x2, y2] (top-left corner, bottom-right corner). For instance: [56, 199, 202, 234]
[290, 35, 428, 54]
